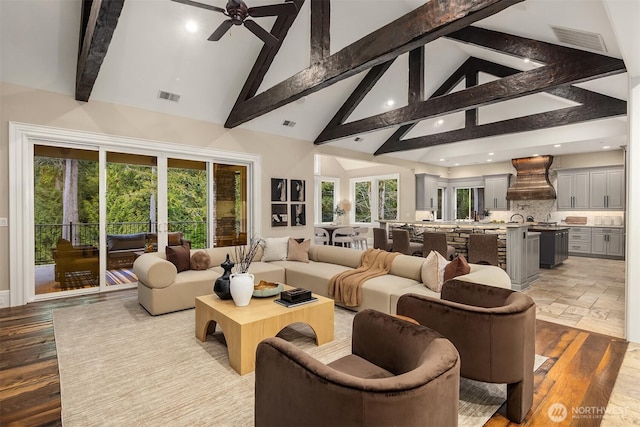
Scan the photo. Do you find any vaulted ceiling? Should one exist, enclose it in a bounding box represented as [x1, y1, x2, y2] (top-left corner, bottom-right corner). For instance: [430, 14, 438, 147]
[2, 0, 637, 167]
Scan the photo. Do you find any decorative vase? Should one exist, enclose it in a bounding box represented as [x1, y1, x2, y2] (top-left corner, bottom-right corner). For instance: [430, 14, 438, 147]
[213, 254, 234, 300]
[230, 272, 254, 306]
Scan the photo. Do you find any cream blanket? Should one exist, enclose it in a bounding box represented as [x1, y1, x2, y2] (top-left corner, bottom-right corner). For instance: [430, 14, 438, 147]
[328, 249, 400, 307]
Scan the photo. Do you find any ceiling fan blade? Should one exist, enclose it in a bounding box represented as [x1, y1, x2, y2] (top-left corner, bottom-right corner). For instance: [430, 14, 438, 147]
[247, 2, 297, 18]
[208, 19, 234, 41]
[170, 0, 226, 14]
[243, 20, 280, 46]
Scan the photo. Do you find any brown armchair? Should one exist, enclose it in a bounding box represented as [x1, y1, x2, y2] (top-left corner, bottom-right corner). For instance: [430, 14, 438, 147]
[255, 309, 460, 427]
[396, 280, 536, 423]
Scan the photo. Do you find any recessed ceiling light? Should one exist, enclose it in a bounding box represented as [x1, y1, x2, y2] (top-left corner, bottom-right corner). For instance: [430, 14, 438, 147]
[385, 99, 395, 107]
[532, 153, 539, 157]
[523, 58, 530, 63]
[436, 119, 444, 126]
[185, 20, 198, 33]
[454, 163, 459, 166]
[553, 144, 562, 148]
[439, 158, 445, 162]
[602, 145, 610, 149]
[488, 152, 494, 156]
[487, 159, 493, 162]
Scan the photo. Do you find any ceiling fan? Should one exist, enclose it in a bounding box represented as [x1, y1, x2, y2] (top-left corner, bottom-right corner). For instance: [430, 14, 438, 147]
[171, 0, 297, 46]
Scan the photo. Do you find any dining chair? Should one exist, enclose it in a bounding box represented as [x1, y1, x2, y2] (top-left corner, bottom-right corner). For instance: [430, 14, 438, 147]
[332, 227, 355, 247]
[352, 226, 369, 250]
[314, 227, 330, 245]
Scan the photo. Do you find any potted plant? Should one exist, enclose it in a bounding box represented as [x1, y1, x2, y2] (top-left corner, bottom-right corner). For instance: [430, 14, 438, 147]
[482, 208, 491, 223]
[230, 236, 264, 306]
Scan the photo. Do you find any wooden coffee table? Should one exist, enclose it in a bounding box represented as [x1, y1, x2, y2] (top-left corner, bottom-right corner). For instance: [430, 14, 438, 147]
[195, 286, 334, 375]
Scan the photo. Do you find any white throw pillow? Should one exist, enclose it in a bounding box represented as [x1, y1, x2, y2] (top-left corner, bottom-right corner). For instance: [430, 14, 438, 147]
[421, 250, 450, 292]
[261, 236, 289, 261]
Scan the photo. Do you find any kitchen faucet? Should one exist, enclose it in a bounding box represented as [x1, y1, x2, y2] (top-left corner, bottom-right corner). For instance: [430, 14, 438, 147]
[510, 213, 525, 223]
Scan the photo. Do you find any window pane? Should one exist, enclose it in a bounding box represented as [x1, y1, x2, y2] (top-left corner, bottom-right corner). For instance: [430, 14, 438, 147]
[321, 181, 334, 222]
[213, 164, 248, 247]
[456, 188, 470, 219]
[355, 181, 371, 222]
[168, 160, 207, 249]
[378, 179, 398, 220]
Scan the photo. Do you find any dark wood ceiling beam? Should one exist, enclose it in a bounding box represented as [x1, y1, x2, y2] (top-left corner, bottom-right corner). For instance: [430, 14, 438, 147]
[375, 100, 627, 154]
[408, 46, 425, 104]
[316, 50, 625, 143]
[465, 63, 478, 127]
[310, 0, 330, 64]
[75, 0, 125, 102]
[225, 0, 523, 127]
[230, 0, 304, 108]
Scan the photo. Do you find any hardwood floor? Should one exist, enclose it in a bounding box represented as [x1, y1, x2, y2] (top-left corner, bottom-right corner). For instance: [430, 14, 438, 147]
[0, 289, 629, 426]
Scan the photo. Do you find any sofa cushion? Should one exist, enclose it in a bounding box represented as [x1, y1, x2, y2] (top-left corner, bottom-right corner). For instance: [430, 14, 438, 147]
[287, 238, 310, 263]
[262, 236, 289, 261]
[421, 250, 449, 292]
[166, 244, 191, 273]
[444, 255, 471, 282]
[190, 250, 211, 271]
[107, 233, 146, 251]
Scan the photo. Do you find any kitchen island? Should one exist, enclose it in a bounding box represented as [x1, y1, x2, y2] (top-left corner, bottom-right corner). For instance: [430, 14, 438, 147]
[378, 220, 539, 290]
[527, 225, 569, 268]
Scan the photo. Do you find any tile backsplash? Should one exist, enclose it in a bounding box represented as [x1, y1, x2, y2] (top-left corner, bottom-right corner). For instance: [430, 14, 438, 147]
[488, 199, 624, 226]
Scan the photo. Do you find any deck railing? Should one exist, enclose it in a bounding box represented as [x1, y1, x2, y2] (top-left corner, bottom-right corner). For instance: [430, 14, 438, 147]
[35, 221, 209, 265]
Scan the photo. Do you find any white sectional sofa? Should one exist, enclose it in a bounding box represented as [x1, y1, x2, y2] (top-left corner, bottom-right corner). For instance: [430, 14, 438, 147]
[133, 244, 512, 316]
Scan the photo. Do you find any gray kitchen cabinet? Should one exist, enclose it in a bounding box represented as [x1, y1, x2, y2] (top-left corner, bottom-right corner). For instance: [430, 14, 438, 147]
[415, 174, 439, 210]
[589, 167, 624, 210]
[556, 170, 590, 210]
[591, 227, 625, 258]
[527, 232, 540, 281]
[484, 174, 510, 210]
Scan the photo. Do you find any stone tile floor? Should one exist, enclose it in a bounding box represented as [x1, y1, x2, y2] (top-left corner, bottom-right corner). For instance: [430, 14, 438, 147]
[523, 256, 639, 425]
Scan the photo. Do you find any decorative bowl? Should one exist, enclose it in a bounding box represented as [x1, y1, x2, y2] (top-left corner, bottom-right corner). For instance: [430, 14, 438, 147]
[252, 281, 284, 298]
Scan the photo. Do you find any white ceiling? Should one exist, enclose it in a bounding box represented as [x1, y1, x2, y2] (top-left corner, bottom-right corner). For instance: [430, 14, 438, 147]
[2, 0, 638, 168]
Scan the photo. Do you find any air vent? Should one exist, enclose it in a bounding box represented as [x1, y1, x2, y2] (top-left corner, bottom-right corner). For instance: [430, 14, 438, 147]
[354, 137, 364, 142]
[158, 90, 181, 102]
[282, 120, 296, 127]
[550, 26, 607, 52]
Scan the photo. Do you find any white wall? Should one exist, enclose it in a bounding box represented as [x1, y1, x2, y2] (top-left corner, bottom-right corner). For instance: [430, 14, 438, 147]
[626, 76, 640, 343]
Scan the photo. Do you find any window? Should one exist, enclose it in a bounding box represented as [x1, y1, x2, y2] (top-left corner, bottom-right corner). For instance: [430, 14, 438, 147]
[352, 174, 399, 223]
[455, 187, 484, 220]
[315, 177, 339, 223]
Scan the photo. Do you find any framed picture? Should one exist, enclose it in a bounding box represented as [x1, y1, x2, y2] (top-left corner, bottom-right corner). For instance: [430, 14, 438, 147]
[271, 204, 288, 227]
[271, 178, 287, 202]
[290, 179, 305, 202]
[291, 203, 306, 226]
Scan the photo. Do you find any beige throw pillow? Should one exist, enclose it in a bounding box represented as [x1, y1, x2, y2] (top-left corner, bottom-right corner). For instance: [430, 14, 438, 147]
[287, 238, 310, 262]
[261, 236, 289, 261]
[421, 250, 450, 292]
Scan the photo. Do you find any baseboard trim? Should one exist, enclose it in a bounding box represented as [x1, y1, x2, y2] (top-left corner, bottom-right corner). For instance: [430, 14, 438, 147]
[0, 290, 10, 308]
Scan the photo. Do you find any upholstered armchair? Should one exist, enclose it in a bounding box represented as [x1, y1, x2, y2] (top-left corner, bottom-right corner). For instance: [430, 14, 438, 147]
[396, 280, 536, 423]
[255, 309, 460, 427]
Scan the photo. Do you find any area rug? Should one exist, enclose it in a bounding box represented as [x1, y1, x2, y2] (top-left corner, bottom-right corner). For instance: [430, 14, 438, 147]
[105, 268, 137, 286]
[53, 299, 547, 426]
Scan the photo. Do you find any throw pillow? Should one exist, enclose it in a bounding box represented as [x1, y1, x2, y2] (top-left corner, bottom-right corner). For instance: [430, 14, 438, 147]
[166, 244, 191, 273]
[261, 236, 290, 261]
[287, 238, 310, 263]
[190, 250, 211, 271]
[421, 250, 450, 292]
[444, 255, 471, 282]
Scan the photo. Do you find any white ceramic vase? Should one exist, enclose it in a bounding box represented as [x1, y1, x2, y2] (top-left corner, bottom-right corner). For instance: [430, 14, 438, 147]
[230, 273, 254, 306]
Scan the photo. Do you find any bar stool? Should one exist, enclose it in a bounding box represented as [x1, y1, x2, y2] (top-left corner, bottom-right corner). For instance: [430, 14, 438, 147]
[467, 233, 498, 265]
[373, 227, 393, 251]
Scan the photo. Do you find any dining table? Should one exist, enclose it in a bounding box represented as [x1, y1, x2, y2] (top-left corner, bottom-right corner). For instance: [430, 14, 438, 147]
[314, 224, 349, 245]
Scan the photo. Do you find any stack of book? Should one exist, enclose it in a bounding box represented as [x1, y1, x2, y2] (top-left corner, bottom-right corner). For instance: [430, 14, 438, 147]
[275, 288, 317, 308]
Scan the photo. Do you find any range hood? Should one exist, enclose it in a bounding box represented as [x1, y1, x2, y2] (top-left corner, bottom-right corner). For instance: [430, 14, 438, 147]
[506, 155, 557, 200]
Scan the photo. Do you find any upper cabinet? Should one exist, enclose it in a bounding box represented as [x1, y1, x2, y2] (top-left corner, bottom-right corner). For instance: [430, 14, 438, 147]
[484, 174, 510, 210]
[556, 170, 590, 210]
[589, 167, 625, 210]
[416, 174, 439, 210]
[556, 166, 624, 210]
